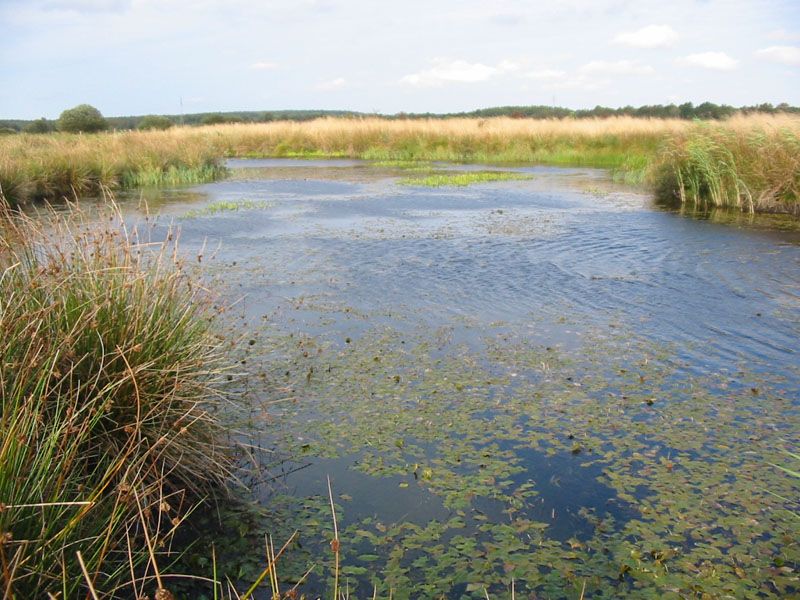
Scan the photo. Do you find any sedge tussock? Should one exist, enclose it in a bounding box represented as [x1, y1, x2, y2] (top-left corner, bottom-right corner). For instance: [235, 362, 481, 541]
[0, 197, 234, 598]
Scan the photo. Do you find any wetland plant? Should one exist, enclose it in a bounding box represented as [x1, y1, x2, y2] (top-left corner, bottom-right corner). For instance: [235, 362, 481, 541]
[653, 120, 800, 214]
[181, 198, 273, 218]
[771, 450, 800, 519]
[120, 163, 225, 188]
[0, 199, 233, 598]
[2, 113, 798, 214]
[0, 129, 225, 205]
[398, 171, 533, 187]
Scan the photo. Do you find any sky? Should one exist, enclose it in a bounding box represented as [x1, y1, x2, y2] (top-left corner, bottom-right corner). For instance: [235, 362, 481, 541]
[1, 0, 799, 119]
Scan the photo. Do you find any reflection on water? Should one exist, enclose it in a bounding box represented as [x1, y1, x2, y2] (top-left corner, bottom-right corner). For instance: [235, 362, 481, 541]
[266, 453, 452, 526]
[661, 201, 800, 234]
[109, 159, 798, 598]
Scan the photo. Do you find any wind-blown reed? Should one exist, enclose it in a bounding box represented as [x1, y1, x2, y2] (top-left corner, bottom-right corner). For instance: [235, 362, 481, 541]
[652, 116, 800, 214]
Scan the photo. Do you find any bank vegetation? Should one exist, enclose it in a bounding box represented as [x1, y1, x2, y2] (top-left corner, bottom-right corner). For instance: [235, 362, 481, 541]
[0, 198, 234, 598]
[0, 113, 798, 213]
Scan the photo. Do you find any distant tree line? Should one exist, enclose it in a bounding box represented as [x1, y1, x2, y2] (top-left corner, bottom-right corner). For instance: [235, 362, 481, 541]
[2, 102, 798, 134]
[407, 102, 800, 120]
[105, 109, 360, 130]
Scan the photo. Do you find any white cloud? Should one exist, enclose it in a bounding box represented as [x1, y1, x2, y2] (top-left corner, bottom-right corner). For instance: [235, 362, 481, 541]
[579, 60, 655, 76]
[614, 24, 678, 48]
[314, 77, 346, 91]
[496, 59, 522, 72]
[401, 59, 494, 86]
[3, 0, 798, 118]
[521, 61, 653, 93]
[400, 58, 517, 87]
[767, 29, 800, 42]
[524, 69, 567, 81]
[36, 0, 130, 12]
[250, 60, 279, 70]
[679, 52, 738, 71]
[541, 76, 605, 92]
[756, 46, 800, 67]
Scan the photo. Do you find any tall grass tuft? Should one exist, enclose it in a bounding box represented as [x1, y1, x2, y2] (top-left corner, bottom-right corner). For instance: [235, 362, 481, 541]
[653, 117, 800, 214]
[0, 196, 233, 598]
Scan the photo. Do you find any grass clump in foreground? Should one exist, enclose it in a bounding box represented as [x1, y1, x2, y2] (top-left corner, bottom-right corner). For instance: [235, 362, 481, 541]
[0, 198, 233, 598]
[398, 171, 533, 187]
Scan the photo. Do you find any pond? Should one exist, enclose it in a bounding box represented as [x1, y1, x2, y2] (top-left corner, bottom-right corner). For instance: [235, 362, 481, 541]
[122, 159, 799, 598]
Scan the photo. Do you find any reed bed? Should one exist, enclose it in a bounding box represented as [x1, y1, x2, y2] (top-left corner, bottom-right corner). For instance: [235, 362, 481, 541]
[0, 116, 680, 205]
[0, 197, 233, 598]
[201, 115, 686, 166]
[205, 116, 685, 190]
[0, 130, 223, 204]
[1, 114, 799, 213]
[652, 115, 800, 214]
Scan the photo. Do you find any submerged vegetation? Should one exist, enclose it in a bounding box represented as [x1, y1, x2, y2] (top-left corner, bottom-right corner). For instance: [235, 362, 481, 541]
[231, 307, 800, 599]
[237, 313, 800, 598]
[0, 200, 233, 598]
[1, 113, 798, 213]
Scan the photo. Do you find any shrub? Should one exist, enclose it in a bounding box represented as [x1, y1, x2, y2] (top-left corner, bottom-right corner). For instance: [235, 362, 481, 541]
[0, 126, 18, 135]
[23, 117, 54, 134]
[0, 200, 233, 598]
[58, 104, 109, 133]
[201, 113, 242, 125]
[138, 115, 174, 131]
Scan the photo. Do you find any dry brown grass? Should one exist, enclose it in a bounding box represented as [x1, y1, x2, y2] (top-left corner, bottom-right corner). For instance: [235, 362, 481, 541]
[176, 115, 690, 166]
[1, 113, 798, 211]
[199, 115, 689, 145]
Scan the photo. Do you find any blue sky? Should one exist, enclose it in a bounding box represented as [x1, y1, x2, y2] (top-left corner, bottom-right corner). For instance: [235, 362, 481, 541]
[1, 0, 799, 119]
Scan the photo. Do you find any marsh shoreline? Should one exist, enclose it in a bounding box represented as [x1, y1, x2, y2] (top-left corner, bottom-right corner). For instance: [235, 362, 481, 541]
[2, 114, 798, 215]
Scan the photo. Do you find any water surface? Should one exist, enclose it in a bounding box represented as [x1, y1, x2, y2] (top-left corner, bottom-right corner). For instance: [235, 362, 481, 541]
[122, 159, 799, 598]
